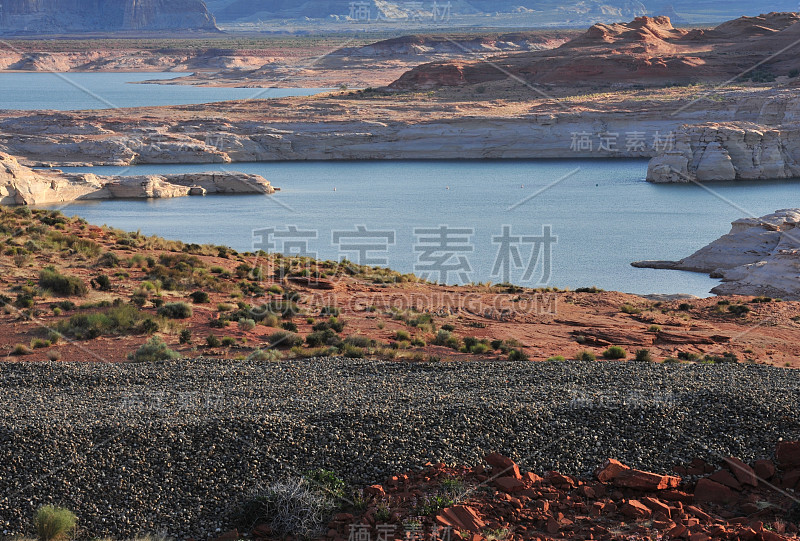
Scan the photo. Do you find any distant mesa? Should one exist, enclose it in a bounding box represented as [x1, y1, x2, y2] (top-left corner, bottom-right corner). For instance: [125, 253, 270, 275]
[389, 12, 800, 90]
[0, 0, 219, 34]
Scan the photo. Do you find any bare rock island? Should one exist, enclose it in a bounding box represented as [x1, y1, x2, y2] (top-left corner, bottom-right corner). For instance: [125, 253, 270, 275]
[0, 153, 276, 206]
[633, 209, 800, 299]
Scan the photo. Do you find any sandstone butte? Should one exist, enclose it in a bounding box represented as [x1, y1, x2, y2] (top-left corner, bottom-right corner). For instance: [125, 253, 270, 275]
[0, 152, 276, 205]
[633, 209, 800, 300]
[229, 441, 800, 541]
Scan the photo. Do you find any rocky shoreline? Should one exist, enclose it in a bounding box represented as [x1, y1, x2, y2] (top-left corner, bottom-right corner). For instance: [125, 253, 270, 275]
[0, 357, 798, 539]
[633, 209, 800, 299]
[0, 153, 276, 205]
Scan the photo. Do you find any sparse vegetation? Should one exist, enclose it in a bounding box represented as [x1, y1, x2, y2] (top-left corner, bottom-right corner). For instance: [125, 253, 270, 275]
[39, 267, 88, 297]
[128, 337, 180, 362]
[239, 478, 336, 539]
[603, 346, 627, 359]
[33, 505, 77, 541]
[157, 302, 193, 320]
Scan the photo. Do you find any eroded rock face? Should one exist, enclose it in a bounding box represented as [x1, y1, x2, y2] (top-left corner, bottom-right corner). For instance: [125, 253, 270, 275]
[633, 209, 800, 299]
[647, 122, 800, 183]
[0, 153, 275, 205]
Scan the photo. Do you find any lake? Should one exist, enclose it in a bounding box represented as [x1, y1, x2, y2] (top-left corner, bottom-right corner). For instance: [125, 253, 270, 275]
[0, 72, 331, 111]
[39, 159, 799, 297]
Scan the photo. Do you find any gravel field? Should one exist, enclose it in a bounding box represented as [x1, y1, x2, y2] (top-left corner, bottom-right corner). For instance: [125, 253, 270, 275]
[0, 358, 798, 539]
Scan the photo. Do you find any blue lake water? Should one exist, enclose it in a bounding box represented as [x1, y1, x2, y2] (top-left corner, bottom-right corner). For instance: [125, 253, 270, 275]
[40, 159, 800, 297]
[0, 73, 330, 111]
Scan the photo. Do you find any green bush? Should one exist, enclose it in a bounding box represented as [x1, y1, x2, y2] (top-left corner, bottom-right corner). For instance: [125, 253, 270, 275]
[268, 331, 305, 349]
[248, 349, 282, 361]
[603, 346, 627, 359]
[206, 334, 221, 347]
[620, 304, 641, 315]
[39, 267, 88, 297]
[221, 337, 237, 347]
[11, 344, 32, 356]
[508, 349, 529, 362]
[179, 329, 192, 344]
[238, 318, 257, 331]
[574, 350, 596, 361]
[306, 328, 341, 348]
[395, 330, 411, 341]
[128, 337, 180, 362]
[282, 321, 299, 333]
[56, 305, 152, 339]
[157, 302, 193, 319]
[547, 355, 566, 362]
[34, 505, 77, 541]
[320, 306, 340, 317]
[728, 304, 751, 317]
[635, 349, 654, 362]
[189, 291, 210, 304]
[92, 274, 112, 291]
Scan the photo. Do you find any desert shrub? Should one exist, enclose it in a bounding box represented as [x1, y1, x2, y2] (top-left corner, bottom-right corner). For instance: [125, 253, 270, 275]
[678, 303, 693, 311]
[395, 330, 411, 341]
[603, 346, 627, 359]
[31, 339, 50, 349]
[312, 317, 345, 333]
[343, 336, 374, 349]
[508, 349, 529, 362]
[221, 337, 237, 347]
[575, 286, 603, 293]
[620, 304, 641, 315]
[248, 349, 282, 362]
[217, 303, 235, 312]
[96, 252, 120, 268]
[206, 334, 221, 347]
[635, 349, 654, 362]
[441, 324, 455, 332]
[47, 350, 61, 361]
[263, 314, 280, 328]
[92, 274, 112, 291]
[56, 305, 152, 339]
[238, 318, 257, 331]
[239, 478, 336, 539]
[648, 325, 661, 332]
[547, 355, 566, 362]
[39, 267, 88, 297]
[470, 343, 491, 354]
[282, 321, 299, 333]
[678, 351, 701, 362]
[340, 344, 365, 358]
[34, 505, 77, 541]
[179, 329, 192, 344]
[267, 331, 303, 349]
[306, 329, 341, 348]
[319, 306, 340, 317]
[157, 302, 193, 319]
[703, 352, 739, 364]
[11, 344, 31, 356]
[128, 337, 180, 362]
[189, 291, 210, 304]
[574, 350, 597, 361]
[728, 304, 751, 317]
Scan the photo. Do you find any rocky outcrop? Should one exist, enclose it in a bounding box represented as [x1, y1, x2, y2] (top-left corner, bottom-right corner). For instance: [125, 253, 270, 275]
[633, 209, 800, 299]
[646, 121, 800, 182]
[0, 153, 275, 205]
[0, 0, 218, 34]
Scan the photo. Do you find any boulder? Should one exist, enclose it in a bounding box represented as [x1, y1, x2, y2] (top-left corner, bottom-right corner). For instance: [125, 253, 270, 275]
[694, 478, 737, 505]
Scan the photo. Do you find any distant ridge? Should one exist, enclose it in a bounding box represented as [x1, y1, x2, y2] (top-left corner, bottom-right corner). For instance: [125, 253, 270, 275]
[0, 0, 219, 34]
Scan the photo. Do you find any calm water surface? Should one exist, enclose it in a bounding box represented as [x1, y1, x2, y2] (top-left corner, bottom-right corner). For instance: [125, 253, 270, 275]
[0, 72, 330, 110]
[41, 159, 800, 297]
